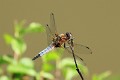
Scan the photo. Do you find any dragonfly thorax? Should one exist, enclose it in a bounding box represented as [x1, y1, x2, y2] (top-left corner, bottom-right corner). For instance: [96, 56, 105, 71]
[52, 32, 73, 47]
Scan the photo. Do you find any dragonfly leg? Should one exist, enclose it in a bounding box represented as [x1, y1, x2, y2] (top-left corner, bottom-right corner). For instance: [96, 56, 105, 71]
[64, 43, 66, 48]
[63, 43, 70, 48]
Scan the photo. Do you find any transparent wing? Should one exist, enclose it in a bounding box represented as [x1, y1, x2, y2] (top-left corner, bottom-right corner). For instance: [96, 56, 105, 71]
[46, 13, 58, 45]
[64, 43, 92, 65]
[45, 24, 53, 45]
[65, 48, 84, 62]
[65, 43, 92, 55]
[73, 43, 92, 54]
[50, 13, 57, 36]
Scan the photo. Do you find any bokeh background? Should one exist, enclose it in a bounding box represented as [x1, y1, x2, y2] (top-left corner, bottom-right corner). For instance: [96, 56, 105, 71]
[0, 0, 120, 79]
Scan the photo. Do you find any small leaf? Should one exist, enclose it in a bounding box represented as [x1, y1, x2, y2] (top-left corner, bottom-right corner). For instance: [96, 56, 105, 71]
[0, 55, 14, 65]
[58, 58, 88, 79]
[58, 58, 76, 69]
[65, 68, 78, 80]
[11, 38, 26, 55]
[7, 57, 36, 76]
[7, 63, 36, 76]
[4, 34, 27, 55]
[92, 74, 98, 80]
[24, 22, 45, 34]
[0, 55, 6, 65]
[2, 55, 14, 64]
[92, 71, 111, 80]
[78, 63, 88, 75]
[42, 51, 59, 63]
[0, 75, 9, 80]
[14, 20, 25, 38]
[0, 67, 3, 75]
[40, 71, 54, 79]
[42, 63, 55, 72]
[19, 58, 34, 69]
[25, 69, 37, 76]
[42, 48, 64, 62]
[3, 34, 13, 44]
[105, 75, 120, 80]
[98, 71, 111, 79]
[100, 71, 111, 79]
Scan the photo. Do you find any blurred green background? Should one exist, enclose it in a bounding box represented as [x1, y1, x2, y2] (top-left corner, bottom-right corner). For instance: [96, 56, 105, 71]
[0, 0, 120, 80]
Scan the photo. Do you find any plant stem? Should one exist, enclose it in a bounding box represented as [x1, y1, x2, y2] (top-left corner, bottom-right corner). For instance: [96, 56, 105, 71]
[55, 59, 61, 80]
[70, 46, 84, 80]
[14, 52, 19, 61]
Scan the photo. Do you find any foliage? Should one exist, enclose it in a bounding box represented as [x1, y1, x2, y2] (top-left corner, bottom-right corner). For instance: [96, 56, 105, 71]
[39, 48, 88, 80]
[92, 71, 111, 80]
[0, 21, 44, 80]
[0, 20, 119, 80]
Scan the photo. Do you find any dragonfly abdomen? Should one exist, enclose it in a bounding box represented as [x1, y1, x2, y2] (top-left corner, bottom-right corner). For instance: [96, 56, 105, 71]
[32, 45, 54, 60]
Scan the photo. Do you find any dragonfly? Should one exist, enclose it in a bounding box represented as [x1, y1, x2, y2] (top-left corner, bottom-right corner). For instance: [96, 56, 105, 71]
[32, 13, 92, 80]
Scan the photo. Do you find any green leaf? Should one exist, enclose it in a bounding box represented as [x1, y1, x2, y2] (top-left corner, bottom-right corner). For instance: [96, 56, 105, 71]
[4, 34, 26, 55]
[0, 67, 3, 75]
[25, 69, 37, 76]
[14, 20, 25, 38]
[3, 34, 13, 44]
[42, 48, 64, 62]
[98, 71, 111, 79]
[92, 74, 98, 80]
[0, 55, 6, 65]
[0, 55, 14, 65]
[7, 57, 36, 76]
[105, 75, 120, 80]
[40, 71, 54, 79]
[92, 71, 111, 80]
[0, 75, 9, 80]
[7, 63, 36, 76]
[78, 62, 88, 75]
[11, 38, 26, 55]
[42, 63, 55, 72]
[58, 58, 88, 79]
[22, 22, 45, 35]
[65, 68, 78, 80]
[59, 58, 88, 74]
[42, 51, 59, 63]
[58, 58, 76, 69]
[14, 22, 45, 37]
[19, 58, 34, 69]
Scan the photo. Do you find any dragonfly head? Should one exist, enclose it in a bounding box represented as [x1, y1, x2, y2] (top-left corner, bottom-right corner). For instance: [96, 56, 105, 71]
[65, 32, 73, 40]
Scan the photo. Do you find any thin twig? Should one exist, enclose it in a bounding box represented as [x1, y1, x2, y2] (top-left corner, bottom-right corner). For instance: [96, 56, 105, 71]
[70, 46, 84, 80]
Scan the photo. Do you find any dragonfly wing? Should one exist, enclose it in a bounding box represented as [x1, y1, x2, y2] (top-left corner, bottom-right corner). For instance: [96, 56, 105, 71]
[46, 24, 53, 45]
[64, 46, 86, 65]
[73, 43, 92, 54]
[45, 13, 58, 46]
[50, 13, 57, 35]
[65, 48, 84, 61]
[64, 43, 92, 65]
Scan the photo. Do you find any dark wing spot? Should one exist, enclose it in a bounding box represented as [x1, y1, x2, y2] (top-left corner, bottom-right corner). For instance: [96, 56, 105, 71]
[86, 46, 90, 49]
[51, 13, 54, 15]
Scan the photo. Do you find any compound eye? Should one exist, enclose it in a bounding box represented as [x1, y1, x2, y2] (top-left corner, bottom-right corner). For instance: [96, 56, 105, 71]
[66, 32, 70, 39]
